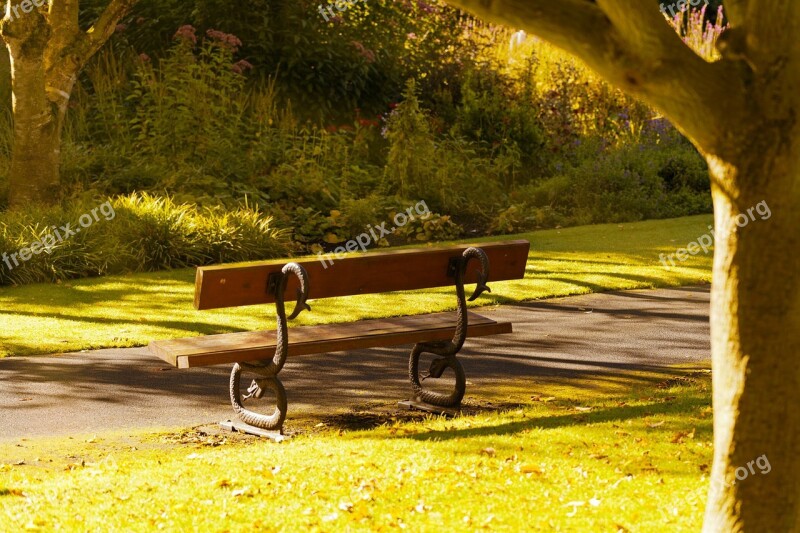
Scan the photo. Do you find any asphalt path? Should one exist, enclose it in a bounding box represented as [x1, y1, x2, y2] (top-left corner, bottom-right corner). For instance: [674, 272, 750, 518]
[0, 286, 711, 439]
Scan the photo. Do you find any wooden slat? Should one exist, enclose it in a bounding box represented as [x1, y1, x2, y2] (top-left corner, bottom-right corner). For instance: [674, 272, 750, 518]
[195, 240, 530, 310]
[149, 312, 512, 369]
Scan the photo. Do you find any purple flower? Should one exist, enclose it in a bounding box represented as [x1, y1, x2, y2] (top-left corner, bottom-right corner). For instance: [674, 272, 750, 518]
[174, 25, 197, 45]
[206, 29, 243, 51]
[232, 59, 254, 74]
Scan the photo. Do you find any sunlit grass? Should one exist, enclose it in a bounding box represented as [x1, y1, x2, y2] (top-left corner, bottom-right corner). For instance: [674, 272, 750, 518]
[0, 215, 713, 357]
[0, 373, 712, 531]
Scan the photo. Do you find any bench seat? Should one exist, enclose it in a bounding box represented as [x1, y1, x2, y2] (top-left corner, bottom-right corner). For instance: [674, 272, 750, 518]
[150, 311, 511, 370]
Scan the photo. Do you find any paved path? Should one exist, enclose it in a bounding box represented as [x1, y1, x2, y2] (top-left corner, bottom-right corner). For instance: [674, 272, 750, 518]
[0, 286, 710, 439]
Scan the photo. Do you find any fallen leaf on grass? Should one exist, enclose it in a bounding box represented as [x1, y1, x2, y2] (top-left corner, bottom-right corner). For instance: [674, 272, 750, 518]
[519, 464, 543, 475]
[65, 462, 85, 471]
[647, 420, 665, 428]
[671, 428, 696, 444]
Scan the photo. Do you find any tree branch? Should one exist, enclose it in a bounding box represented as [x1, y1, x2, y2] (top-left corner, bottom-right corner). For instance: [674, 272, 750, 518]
[45, 0, 81, 71]
[76, 0, 136, 65]
[49, 0, 80, 33]
[445, 0, 748, 158]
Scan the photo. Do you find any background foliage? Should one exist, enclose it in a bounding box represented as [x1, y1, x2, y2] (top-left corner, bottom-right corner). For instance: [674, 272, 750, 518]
[0, 1, 727, 285]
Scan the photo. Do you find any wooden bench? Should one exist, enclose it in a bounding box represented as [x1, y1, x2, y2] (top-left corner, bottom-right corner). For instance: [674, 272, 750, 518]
[149, 240, 530, 436]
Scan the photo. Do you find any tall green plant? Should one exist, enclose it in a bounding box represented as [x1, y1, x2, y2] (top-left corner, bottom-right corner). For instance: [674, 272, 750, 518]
[384, 79, 436, 198]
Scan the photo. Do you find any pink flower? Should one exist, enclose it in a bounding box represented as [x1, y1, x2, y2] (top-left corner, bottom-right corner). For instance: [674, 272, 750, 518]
[115, 23, 128, 33]
[407, 32, 417, 40]
[174, 25, 197, 44]
[350, 41, 375, 63]
[232, 59, 254, 74]
[138, 53, 151, 63]
[417, 1, 436, 14]
[206, 29, 243, 51]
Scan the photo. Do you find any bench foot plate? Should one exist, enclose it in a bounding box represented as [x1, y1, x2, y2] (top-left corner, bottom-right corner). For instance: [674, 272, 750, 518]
[398, 399, 461, 417]
[220, 420, 290, 442]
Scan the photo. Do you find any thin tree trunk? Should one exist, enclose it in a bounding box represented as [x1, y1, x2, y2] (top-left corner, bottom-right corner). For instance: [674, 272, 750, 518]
[704, 148, 800, 530]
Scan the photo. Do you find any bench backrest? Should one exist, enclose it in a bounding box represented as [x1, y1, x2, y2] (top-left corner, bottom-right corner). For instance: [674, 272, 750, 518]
[194, 240, 530, 310]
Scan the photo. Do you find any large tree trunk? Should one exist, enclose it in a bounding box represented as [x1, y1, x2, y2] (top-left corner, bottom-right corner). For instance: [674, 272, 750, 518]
[441, 0, 800, 529]
[6, 38, 67, 206]
[1, 0, 136, 207]
[704, 145, 800, 531]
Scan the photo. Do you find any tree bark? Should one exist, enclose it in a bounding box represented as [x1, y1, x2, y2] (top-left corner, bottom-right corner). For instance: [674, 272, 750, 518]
[6, 32, 63, 206]
[1, 0, 137, 207]
[704, 148, 800, 531]
[444, 0, 800, 529]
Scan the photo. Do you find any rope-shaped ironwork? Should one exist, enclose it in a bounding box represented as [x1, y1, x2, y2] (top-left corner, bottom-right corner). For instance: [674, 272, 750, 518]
[408, 247, 491, 407]
[230, 262, 310, 431]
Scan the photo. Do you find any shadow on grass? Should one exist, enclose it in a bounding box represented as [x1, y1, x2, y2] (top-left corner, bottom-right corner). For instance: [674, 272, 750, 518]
[395, 392, 713, 443]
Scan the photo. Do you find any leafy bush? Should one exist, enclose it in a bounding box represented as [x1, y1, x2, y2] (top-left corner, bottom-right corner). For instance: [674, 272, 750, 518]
[394, 212, 463, 243]
[0, 194, 293, 286]
[384, 79, 437, 199]
[499, 140, 711, 230]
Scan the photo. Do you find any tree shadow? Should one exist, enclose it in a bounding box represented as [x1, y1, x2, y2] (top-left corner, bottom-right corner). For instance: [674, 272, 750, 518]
[389, 394, 712, 443]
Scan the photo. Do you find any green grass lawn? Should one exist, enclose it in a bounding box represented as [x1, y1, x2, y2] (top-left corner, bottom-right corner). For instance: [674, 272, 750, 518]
[0, 215, 713, 357]
[0, 372, 712, 531]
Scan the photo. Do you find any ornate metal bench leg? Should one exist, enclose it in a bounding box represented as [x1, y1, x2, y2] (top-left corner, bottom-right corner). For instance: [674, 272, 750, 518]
[403, 247, 491, 414]
[222, 262, 310, 438]
[408, 342, 466, 407]
[229, 362, 287, 431]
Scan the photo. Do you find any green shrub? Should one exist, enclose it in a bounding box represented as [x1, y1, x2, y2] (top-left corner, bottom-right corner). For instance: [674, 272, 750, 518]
[384, 79, 437, 199]
[394, 211, 463, 243]
[0, 194, 293, 287]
